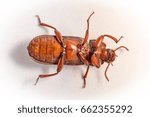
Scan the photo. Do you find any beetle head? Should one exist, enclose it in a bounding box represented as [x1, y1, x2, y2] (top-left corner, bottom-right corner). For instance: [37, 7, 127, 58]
[101, 46, 129, 64]
[101, 49, 117, 63]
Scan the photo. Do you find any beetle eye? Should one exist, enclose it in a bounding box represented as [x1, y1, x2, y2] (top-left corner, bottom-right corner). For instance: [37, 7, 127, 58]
[110, 52, 116, 61]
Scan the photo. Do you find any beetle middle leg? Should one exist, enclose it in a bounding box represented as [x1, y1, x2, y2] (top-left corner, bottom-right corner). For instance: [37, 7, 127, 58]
[77, 53, 90, 88]
[81, 12, 94, 46]
[82, 66, 90, 88]
[77, 12, 94, 88]
[34, 52, 65, 85]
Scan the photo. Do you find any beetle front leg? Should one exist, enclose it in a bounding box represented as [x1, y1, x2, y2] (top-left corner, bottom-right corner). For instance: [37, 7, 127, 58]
[103, 34, 123, 43]
[36, 15, 65, 47]
[104, 63, 110, 81]
[34, 53, 65, 85]
[95, 35, 123, 47]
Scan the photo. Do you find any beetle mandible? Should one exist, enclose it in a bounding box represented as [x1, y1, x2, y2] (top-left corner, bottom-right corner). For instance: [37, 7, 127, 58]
[27, 12, 129, 88]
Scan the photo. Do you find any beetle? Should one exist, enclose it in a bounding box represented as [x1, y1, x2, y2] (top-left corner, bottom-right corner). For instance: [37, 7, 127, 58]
[27, 12, 129, 88]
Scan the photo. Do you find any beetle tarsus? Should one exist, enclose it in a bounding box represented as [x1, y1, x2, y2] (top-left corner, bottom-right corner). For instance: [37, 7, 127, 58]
[82, 12, 95, 46]
[95, 35, 123, 48]
[34, 76, 40, 85]
[104, 64, 110, 82]
[82, 66, 90, 88]
[82, 78, 86, 88]
[35, 15, 42, 24]
[35, 15, 56, 30]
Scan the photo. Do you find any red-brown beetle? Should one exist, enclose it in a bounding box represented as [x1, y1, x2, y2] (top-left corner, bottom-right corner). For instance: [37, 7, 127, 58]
[27, 12, 129, 88]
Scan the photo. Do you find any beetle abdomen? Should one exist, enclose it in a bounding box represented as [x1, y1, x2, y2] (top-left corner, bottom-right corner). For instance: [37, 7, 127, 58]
[27, 35, 62, 64]
[27, 35, 90, 65]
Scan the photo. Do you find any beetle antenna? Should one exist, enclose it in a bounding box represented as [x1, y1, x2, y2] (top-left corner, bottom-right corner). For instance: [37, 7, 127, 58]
[114, 46, 129, 52]
[104, 63, 110, 81]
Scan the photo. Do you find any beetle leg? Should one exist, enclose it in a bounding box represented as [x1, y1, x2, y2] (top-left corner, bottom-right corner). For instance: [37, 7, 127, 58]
[82, 66, 90, 88]
[91, 53, 101, 68]
[82, 12, 94, 46]
[34, 52, 65, 85]
[104, 63, 110, 81]
[78, 53, 89, 66]
[36, 15, 65, 47]
[77, 53, 90, 88]
[95, 35, 104, 48]
[95, 35, 123, 48]
[36, 15, 56, 30]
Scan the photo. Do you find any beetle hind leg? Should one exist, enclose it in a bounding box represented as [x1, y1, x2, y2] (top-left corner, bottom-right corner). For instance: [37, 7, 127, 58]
[34, 73, 58, 85]
[36, 15, 56, 30]
[34, 52, 65, 85]
[35, 15, 65, 47]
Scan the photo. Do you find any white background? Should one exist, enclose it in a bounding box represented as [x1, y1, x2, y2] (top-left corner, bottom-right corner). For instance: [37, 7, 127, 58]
[0, 0, 150, 116]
